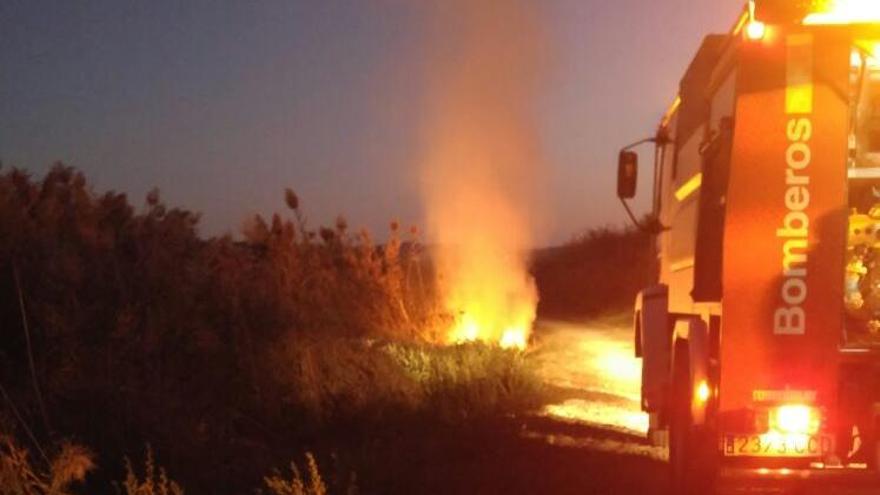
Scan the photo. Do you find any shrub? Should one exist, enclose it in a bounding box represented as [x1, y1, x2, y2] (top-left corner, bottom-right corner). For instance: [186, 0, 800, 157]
[531, 226, 657, 319]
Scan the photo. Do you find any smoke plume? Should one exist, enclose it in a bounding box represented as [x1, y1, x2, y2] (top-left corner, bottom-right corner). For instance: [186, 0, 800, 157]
[419, 0, 548, 348]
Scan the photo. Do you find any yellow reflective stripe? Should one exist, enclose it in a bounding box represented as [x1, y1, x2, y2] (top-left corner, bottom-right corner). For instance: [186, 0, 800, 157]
[675, 172, 703, 202]
[786, 34, 814, 115]
[661, 96, 682, 127]
[732, 9, 749, 36]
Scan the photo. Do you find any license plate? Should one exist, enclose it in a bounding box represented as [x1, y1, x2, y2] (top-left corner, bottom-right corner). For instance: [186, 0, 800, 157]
[723, 434, 832, 457]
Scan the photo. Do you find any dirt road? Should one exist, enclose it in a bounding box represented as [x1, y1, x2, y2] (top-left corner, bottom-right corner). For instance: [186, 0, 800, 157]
[532, 317, 653, 441]
[505, 315, 671, 492]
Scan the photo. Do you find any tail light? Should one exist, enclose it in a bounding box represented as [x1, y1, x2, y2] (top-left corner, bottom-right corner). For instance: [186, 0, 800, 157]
[769, 404, 821, 434]
[696, 380, 712, 403]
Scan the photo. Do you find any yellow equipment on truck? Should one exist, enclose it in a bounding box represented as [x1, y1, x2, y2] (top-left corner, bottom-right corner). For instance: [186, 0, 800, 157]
[618, 1, 880, 493]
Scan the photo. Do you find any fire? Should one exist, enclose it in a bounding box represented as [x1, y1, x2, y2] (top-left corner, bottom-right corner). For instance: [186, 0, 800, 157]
[441, 226, 538, 350]
[418, 0, 546, 350]
[450, 314, 531, 350]
[449, 285, 537, 350]
[804, 0, 880, 24]
[500, 328, 528, 350]
[431, 190, 539, 351]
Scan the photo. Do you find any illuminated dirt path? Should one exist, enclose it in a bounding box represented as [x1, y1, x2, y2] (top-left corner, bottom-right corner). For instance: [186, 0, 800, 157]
[527, 315, 665, 461]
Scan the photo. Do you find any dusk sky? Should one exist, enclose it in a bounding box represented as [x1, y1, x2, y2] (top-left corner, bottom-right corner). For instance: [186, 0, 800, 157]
[1, 0, 744, 244]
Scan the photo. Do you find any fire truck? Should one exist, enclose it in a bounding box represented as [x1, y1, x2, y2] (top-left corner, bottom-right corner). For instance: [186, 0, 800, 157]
[618, 1, 880, 493]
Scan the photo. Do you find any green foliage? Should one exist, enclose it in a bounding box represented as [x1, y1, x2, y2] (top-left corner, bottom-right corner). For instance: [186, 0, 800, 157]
[266, 338, 543, 426]
[385, 343, 544, 422]
[0, 435, 93, 495]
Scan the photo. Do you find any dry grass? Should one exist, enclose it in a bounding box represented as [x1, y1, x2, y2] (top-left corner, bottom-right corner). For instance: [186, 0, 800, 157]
[117, 447, 183, 495]
[262, 453, 333, 495]
[0, 435, 93, 495]
[0, 164, 546, 493]
[267, 337, 544, 426]
[385, 342, 544, 422]
[0, 435, 351, 495]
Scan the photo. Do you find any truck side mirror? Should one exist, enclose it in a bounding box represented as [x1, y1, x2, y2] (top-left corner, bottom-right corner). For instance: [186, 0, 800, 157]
[618, 151, 638, 199]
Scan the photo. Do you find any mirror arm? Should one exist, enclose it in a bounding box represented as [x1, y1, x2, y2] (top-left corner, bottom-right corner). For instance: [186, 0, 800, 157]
[621, 137, 657, 152]
[621, 131, 672, 152]
[619, 133, 671, 235]
[619, 196, 643, 228]
[619, 197, 669, 235]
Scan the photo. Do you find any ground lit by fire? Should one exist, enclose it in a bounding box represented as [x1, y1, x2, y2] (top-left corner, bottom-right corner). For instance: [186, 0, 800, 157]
[533, 317, 649, 436]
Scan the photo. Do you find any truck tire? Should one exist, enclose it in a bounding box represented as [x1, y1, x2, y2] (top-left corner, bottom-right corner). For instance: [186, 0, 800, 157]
[669, 342, 716, 495]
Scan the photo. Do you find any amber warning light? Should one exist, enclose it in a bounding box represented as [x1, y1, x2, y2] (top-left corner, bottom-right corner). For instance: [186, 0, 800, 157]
[755, 0, 880, 25]
[804, 0, 880, 25]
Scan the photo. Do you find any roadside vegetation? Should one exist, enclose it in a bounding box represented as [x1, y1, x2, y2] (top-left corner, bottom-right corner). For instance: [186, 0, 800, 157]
[0, 164, 543, 494]
[531, 226, 657, 320]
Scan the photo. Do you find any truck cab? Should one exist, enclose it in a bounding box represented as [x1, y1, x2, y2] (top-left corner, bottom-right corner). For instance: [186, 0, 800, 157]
[619, 1, 880, 492]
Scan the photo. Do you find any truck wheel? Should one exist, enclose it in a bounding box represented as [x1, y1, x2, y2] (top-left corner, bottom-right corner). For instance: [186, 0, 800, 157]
[669, 343, 716, 495]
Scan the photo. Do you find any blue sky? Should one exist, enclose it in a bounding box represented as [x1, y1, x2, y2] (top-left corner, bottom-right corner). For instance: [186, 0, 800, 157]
[0, 0, 744, 244]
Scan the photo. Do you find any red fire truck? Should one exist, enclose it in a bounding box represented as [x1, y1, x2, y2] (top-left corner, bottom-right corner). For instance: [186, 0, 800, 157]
[618, 1, 880, 492]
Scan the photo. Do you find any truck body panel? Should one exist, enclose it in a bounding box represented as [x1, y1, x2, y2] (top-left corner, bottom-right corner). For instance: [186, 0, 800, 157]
[720, 30, 850, 414]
